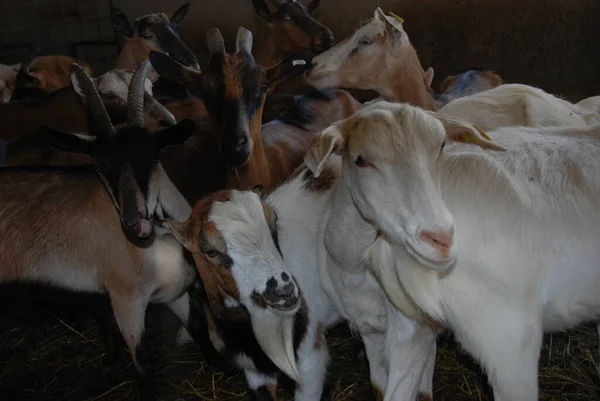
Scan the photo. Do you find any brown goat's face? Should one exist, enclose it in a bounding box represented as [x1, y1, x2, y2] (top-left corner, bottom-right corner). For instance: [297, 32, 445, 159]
[149, 46, 313, 168]
[111, 3, 199, 69]
[253, 0, 334, 56]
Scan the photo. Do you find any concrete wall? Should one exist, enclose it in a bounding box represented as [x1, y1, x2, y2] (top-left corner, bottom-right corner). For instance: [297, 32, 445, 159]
[1, 0, 598, 100]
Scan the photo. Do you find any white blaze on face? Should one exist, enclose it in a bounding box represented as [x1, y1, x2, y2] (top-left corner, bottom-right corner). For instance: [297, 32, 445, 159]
[208, 190, 301, 381]
[72, 69, 154, 105]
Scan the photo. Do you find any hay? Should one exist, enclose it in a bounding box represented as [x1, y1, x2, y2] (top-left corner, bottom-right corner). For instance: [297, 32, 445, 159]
[0, 296, 599, 401]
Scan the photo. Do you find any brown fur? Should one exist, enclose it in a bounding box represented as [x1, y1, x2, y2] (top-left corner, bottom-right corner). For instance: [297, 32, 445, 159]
[26, 56, 93, 94]
[227, 89, 360, 191]
[314, 322, 324, 349]
[418, 393, 433, 401]
[115, 14, 171, 70]
[372, 385, 384, 401]
[303, 164, 339, 192]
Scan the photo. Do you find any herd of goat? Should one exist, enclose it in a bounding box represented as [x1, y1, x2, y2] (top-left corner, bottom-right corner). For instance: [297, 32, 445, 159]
[1, 1, 600, 401]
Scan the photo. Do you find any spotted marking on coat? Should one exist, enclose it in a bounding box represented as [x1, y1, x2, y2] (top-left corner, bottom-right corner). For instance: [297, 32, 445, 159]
[302, 164, 339, 192]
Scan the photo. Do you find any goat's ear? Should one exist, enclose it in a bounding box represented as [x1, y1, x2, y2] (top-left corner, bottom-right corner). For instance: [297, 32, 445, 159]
[111, 7, 134, 38]
[158, 219, 195, 250]
[149, 51, 200, 89]
[439, 74, 458, 94]
[156, 118, 195, 149]
[482, 71, 503, 88]
[307, 0, 322, 15]
[169, 3, 190, 26]
[376, 8, 404, 39]
[253, 0, 272, 22]
[424, 67, 434, 88]
[304, 125, 345, 177]
[39, 126, 96, 155]
[427, 112, 506, 151]
[265, 49, 313, 89]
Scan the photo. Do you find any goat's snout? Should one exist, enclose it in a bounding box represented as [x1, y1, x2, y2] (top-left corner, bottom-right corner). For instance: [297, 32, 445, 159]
[419, 229, 454, 258]
[262, 274, 299, 311]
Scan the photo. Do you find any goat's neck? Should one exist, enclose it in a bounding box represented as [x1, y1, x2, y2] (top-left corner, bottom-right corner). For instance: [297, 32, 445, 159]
[114, 40, 145, 70]
[379, 54, 437, 111]
[226, 108, 271, 190]
[324, 182, 378, 274]
[155, 164, 192, 222]
[254, 27, 281, 68]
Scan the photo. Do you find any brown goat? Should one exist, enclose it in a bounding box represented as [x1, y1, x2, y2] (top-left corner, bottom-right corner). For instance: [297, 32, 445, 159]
[150, 28, 360, 191]
[111, 3, 198, 70]
[10, 53, 94, 102]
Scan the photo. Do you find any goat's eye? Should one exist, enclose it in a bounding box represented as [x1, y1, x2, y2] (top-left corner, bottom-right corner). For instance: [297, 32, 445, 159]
[358, 37, 372, 46]
[205, 249, 219, 258]
[441, 141, 446, 149]
[282, 14, 291, 21]
[260, 83, 269, 92]
[354, 155, 373, 168]
[142, 32, 153, 39]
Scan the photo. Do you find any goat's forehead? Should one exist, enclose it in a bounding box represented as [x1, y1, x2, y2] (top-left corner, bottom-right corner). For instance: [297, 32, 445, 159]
[97, 73, 129, 92]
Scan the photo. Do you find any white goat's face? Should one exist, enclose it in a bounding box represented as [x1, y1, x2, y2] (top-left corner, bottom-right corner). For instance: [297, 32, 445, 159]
[306, 7, 410, 90]
[304, 101, 504, 272]
[161, 189, 300, 316]
[0, 63, 20, 104]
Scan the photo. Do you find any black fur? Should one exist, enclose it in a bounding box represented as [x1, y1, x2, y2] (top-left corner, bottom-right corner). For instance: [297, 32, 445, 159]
[277, 88, 337, 130]
[252, 385, 275, 401]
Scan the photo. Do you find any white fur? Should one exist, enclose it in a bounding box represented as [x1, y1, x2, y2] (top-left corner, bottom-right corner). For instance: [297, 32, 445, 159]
[439, 83, 600, 131]
[311, 101, 600, 400]
[72, 68, 153, 106]
[0, 63, 19, 104]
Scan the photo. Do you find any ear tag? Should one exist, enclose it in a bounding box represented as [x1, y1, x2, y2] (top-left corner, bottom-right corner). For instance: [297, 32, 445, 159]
[388, 12, 404, 23]
[292, 59, 307, 66]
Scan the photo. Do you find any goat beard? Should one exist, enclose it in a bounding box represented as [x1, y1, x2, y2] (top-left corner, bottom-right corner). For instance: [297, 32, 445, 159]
[248, 308, 300, 383]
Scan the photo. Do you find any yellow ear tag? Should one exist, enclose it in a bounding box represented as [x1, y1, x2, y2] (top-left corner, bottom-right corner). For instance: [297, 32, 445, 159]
[387, 12, 404, 32]
[473, 124, 493, 141]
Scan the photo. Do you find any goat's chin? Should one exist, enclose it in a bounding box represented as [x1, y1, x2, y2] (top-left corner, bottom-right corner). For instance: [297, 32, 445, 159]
[306, 73, 338, 89]
[404, 239, 457, 273]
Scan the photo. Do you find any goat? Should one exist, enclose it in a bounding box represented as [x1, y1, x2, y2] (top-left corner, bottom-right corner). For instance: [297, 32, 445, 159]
[111, 3, 197, 70]
[149, 27, 360, 191]
[302, 100, 600, 401]
[438, 83, 600, 131]
[159, 178, 342, 401]
[306, 7, 438, 109]
[10, 51, 94, 102]
[252, 0, 334, 69]
[434, 69, 503, 107]
[0, 62, 213, 401]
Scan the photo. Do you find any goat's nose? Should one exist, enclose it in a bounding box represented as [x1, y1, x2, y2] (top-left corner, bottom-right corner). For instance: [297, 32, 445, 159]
[262, 274, 298, 310]
[232, 136, 248, 152]
[419, 229, 454, 257]
[321, 31, 335, 50]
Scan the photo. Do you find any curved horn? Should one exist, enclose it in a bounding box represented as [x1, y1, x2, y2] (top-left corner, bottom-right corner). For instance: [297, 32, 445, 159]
[71, 63, 114, 135]
[127, 59, 152, 128]
[206, 28, 225, 56]
[235, 27, 253, 55]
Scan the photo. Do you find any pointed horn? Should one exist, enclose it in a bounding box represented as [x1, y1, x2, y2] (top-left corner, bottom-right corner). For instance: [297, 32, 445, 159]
[235, 27, 253, 54]
[71, 63, 114, 135]
[144, 92, 177, 126]
[206, 28, 226, 56]
[127, 59, 152, 128]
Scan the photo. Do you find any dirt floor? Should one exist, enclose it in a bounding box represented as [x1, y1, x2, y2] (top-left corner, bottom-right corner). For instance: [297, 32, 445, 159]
[1, 292, 599, 401]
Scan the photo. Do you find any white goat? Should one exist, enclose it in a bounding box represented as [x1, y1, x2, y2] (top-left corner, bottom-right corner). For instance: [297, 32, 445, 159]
[301, 100, 600, 401]
[439, 83, 600, 131]
[160, 175, 342, 401]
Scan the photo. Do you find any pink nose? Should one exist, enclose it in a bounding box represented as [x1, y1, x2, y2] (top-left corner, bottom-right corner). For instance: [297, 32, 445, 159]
[419, 230, 453, 258]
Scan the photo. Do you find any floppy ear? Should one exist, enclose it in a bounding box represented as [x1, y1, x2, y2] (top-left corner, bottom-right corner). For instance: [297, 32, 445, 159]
[149, 51, 201, 90]
[39, 126, 96, 155]
[169, 3, 190, 26]
[111, 7, 134, 38]
[439, 74, 458, 93]
[252, 0, 272, 22]
[265, 49, 313, 89]
[424, 67, 434, 88]
[157, 218, 196, 251]
[427, 112, 506, 151]
[304, 125, 346, 177]
[307, 0, 322, 14]
[156, 118, 195, 148]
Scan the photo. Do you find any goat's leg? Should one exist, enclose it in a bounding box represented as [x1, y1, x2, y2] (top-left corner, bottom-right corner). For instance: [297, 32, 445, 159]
[244, 369, 278, 401]
[294, 325, 330, 401]
[110, 293, 155, 401]
[453, 312, 542, 401]
[95, 307, 125, 379]
[416, 341, 436, 401]
[360, 331, 388, 400]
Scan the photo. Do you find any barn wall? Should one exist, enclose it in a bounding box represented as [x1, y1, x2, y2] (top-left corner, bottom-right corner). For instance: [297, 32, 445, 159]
[0, 0, 598, 100]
